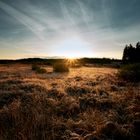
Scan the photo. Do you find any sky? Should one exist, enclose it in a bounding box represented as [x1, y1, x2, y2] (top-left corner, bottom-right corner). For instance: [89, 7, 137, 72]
[0, 0, 140, 59]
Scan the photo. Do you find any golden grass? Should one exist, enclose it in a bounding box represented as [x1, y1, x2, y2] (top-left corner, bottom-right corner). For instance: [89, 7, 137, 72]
[0, 64, 139, 140]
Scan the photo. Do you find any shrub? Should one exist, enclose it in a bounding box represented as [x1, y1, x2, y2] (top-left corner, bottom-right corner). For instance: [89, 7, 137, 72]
[79, 97, 96, 111]
[32, 65, 46, 74]
[32, 64, 39, 71]
[66, 86, 89, 96]
[98, 121, 130, 140]
[36, 68, 46, 74]
[0, 93, 17, 108]
[118, 63, 140, 82]
[53, 63, 69, 73]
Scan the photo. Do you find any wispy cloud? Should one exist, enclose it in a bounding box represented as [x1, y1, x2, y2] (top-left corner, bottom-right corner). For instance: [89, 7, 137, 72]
[0, 1, 46, 40]
[0, 0, 140, 59]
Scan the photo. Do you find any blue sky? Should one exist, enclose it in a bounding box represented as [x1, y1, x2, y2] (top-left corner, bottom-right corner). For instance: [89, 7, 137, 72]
[0, 0, 140, 59]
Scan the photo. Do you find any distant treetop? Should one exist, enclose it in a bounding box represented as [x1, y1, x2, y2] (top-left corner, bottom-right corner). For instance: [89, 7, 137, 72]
[122, 42, 140, 63]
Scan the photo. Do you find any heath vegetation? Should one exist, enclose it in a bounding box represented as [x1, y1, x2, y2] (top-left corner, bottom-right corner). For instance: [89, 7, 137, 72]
[32, 64, 47, 74]
[0, 63, 139, 140]
[118, 63, 140, 82]
[53, 62, 69, 73]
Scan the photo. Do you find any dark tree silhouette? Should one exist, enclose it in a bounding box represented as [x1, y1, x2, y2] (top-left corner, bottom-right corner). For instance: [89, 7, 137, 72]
[122, 42, 140, 63]
[122, 45, 129, 61]
[136, 42, 140, 61]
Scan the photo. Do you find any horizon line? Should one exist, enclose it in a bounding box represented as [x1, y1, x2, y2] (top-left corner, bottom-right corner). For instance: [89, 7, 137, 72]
[0, 56, 122, 61]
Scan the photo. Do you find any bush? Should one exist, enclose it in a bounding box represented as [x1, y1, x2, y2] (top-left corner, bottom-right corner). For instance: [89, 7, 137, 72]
[118, 63, 140, 82]
[36, 68, 46, 74]
[53, 63, 69, 73]
[32, 65, 46, 74]
[0, 93, 17, 108]
[32, 64, 40, 71]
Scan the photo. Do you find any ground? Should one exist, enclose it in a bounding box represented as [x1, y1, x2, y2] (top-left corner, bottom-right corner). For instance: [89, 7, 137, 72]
[0, 64, 140, 140]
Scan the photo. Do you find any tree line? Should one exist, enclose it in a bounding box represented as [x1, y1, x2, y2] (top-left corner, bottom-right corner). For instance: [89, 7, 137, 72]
[122, 42, 140, 63]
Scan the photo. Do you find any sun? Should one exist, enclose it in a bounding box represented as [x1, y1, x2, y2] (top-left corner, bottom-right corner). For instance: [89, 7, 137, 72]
[64, 54, 78, 66]
[65, 57, 77, 65]
[64, 53, 79, 66]
[65, 54, 79, 59]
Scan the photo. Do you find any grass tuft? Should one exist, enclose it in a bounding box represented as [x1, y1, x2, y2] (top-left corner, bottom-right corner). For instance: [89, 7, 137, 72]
[53, 63, 69, 73]
[118, 63, 140, 82]
[32, 64, 46, 74]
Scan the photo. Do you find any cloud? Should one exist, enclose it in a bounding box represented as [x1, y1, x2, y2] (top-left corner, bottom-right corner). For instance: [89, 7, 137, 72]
[0, 1, 46, 40]
[0, 0, 140, 59]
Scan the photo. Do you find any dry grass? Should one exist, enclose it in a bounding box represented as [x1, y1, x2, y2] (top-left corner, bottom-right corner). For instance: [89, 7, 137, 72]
[0, 64, 140, 140]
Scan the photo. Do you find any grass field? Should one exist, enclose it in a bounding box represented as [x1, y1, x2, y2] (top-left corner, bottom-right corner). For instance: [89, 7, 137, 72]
[0, 64, 140, 140]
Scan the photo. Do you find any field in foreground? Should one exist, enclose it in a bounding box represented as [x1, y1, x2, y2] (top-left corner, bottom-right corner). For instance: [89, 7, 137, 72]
[0, 64, 140, 140]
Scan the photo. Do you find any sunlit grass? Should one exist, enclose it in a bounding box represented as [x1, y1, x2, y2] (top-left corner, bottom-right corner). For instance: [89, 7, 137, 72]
[0, 64, 139, 140]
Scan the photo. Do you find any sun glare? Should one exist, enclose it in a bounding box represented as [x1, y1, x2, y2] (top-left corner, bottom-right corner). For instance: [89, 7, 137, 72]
[50, 37, 93, 58]
[65, 54, 79, 59]
[65, 57, 77, 66]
